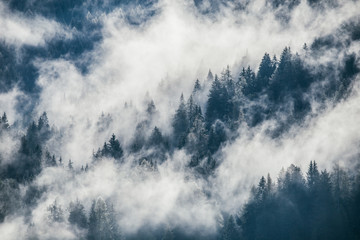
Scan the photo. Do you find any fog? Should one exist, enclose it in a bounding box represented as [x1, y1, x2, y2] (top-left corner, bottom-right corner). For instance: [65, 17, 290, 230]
[31, 0, 359, 165]
[0, 0, 360, 239]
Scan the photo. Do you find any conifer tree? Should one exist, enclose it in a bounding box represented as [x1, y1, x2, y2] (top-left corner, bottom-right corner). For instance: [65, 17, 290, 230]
[47, 200, 64, 223]
[108, 134, 123, 160]
[0, 112, 9, 130]
[207, 69, 214, 82]
[255, 53, 275, 93]
[88, 198, 121, 240]
[148, 126, 164, 147]
[69, 200, 88, 229]
[307, 160, 319, 189]
[193, 79, 201, 93]
[221, 215, 239, 240]
[206, 75, 233, 126]
[68, 159, 73, 170]
[172, 94, 188, 148]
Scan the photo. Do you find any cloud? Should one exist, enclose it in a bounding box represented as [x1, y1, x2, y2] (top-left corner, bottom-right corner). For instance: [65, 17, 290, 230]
[1, 0, 360, 238]
[0, 87, 23, 123]
[20, 151, 217, 237]
[0, 217, 27, 240]
[0, 88, 25, 165]
[0, 2, 72, 47]
[213, 76, 360, 212]
[32, 0, 360, 166]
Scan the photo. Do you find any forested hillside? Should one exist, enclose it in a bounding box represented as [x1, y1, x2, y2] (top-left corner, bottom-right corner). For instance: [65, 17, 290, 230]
[1, 0, 360, 239]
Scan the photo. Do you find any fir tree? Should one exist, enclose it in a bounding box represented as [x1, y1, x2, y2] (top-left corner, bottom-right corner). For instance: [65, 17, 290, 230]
[172, 94, 188, 149]
[0, 112, 9, 130]
[69, 200, 88, 229]
[47, 200, 64, 223]
[193, 79, 201, 93]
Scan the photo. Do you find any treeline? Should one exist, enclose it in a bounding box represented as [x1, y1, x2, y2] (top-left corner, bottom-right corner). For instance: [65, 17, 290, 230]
[0, 43, 359, 239]
[1, 43, 358, 184]
[220, 161, 360, 240]
[4, 160, 358, 240]
[126, 45, 357, 173]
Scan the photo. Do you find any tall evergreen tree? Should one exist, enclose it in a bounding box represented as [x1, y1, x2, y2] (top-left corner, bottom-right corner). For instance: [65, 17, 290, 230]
[255, 53, 275, 93]
[88, 198, 121, 240]
[240, 66, 256, 97]
[307, 160, 320, 190]
[0, 112, 10, 131]
[108, 134, 123, 160]
[172, 94, 188, 149]
[69, 200, 88, 229]
[68, 159, 74, 170]
[94, 134, 123, 161]
[130, 121, 147, 153]
[148, 126, 164, 148]
[266, 173, 273, 196]
[193, 79, 201, 93]
[268, 47, 293, 102]
[207, 69, 214, 82]
[206, 75, 234, 126]
[221, 215, 239, 240]
[146, 99, 157, 116]
[256, 176, 266, 201]
[47, 200, 64, 223]
[207, 120, 227, 154]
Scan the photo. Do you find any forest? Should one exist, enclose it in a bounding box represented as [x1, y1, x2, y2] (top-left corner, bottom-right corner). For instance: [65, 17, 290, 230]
[1, 0, 360, 239]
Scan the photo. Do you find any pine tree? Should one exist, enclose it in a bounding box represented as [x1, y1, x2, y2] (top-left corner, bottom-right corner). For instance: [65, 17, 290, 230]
[68, 159, 73, 170]
[44, 151, 57, 167]
[269, 47, 293, 102]
[266, 173, 273, 196]
[94, 134, 123, 161]
[206, 75, 233, 126]
[307, 160, 320, 189]
[97, 112, 113, 132]
[0, 179, 21, 222]
[187, 95, 199, 129]
[130, 122, 147, 152]
[148, 126, 164, 147]
[193, 79, 201, 93]
[331, 164, 350, 209]
[207, 120, 227, 154]
[26, 121, 39, 148]
[69, 200, 88, 229]
[47, 200, 64, 223]
[108, 134, 123, 160]
[255, 53, 275, 93]
[221, 215, 239, 240]
[207, 69, 214, 82]
[221, 65, 232, 83]
[281, 164, 306, 195]
[240, 66, 256, 97]
[256, 176, 266, 201]
[0, 112, 9, 130]
[88, 198, 120, 240]
[146, 99, 156, 116]
[222, 65, 236, 99]
[37, 112, 51, 141]
[38, 112, 49, 130]
[186, 105, 208, 158]
[172, 94, 188, 148]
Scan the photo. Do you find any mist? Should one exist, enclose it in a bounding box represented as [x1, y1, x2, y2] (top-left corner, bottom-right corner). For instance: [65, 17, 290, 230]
[0, 0, 360, 239]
